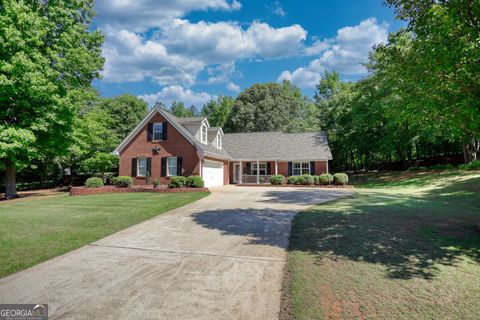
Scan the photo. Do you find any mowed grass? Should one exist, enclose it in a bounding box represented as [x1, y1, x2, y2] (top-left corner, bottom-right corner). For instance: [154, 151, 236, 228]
[281, 171, 480, 320]
[0, 192, 209, 277]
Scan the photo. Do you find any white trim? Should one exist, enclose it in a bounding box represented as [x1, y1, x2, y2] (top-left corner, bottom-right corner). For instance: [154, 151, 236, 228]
[137, 157, 148, 177]
[217, 132, 222, 149]
[200, 123, 208, 144]
[152, 122, 164, 141]
[292, 161, 310, 176]
[166, 156, 178, 177]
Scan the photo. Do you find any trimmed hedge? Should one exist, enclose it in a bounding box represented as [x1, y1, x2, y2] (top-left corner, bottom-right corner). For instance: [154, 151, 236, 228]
[270, 175, 285, 185]
[112, 176, 133, 187]
[169, 176, 186, 188]
[333, 173, 349, 185]
[185, 175, 204, 188]
[318, 173, 334, 185]
[299, 174, 314, 185]
[312, 175, 319, 185]
[85, 177, 103, 188]
[153, 179, 160, 187]
[287, 176, 298, 185]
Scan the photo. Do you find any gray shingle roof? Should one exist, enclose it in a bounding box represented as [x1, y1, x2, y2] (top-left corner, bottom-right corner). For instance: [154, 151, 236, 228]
[175, 116, 205, 124]
[222, 131, 332, 160]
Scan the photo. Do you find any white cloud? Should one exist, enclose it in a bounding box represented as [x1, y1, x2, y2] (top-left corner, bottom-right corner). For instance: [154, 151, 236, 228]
[269, 1, 286, 17]
[138, 85, 215, 107]
[95, 0, 242, 32]
[102, 20, 308, 86]
[278, 18, 389, 88]
[226, 82, 241, 92]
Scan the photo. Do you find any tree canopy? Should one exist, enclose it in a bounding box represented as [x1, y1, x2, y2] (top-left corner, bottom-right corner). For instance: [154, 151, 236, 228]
[0, 0, 104, 198]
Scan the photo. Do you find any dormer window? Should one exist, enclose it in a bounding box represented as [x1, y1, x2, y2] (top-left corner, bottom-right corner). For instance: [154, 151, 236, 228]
[217, 132, 222, 149]
[201, 123, 208, 144]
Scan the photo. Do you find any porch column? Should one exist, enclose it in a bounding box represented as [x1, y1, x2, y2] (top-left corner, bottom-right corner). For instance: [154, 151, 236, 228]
[326, 160, 329, 174]
[239, 160, 243, 184]
[256, 160, 260, 184]
[275, 160, 278, 175]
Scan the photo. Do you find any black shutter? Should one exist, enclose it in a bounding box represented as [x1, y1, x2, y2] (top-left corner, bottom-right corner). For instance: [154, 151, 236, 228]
[162, 122, 168, 140]
[288, 162, 293, 176]
[147, 158, 152, 177]
[310, 161, 315, 175]
[161, 157, 167, 177]
[246, 163, 251, 175]
[131, 158, 137, 177]
[176, 157, 183, 176]
[147, 123, 153, 142]
[266, 162, 271, 175]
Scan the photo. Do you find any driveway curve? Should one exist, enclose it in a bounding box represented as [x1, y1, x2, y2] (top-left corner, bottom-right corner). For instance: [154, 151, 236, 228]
[0, 186, 352, 319]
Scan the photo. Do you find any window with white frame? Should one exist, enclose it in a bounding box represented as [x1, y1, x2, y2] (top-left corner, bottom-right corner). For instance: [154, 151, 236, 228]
[137, 158, 147, 177]
[217, 133, 222, 149]
[153, 122, 164, 140]
[201, 123, 207, 144]
[167, 157, 177, 176]
[293, 162, 310, 175]
[251, 162, 267, 175]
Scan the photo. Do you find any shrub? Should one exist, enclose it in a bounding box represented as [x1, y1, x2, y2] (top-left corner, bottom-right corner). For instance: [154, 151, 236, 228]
[300, 174, 314, 185]
[312, 175, 319, 185]
[270, 175, 285, 185]
[459, 159, 480, 171]
[428, 164, 455, 171]
[318, 173, 334, 185]
[185, 175, 204, 188]
[153, 179, 160, 188]
[408, 166, 427, 171]
[169, 176, 186, 188]
[259, 177, 265, 184]
[112, 176, 133, 187]
[333, 173, 349, 185]
[85, 177, 103, 188]
[287, 176, 298, 185]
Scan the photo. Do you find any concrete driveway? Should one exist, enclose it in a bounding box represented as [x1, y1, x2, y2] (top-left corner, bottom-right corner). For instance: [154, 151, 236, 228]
[0, 186, 352, 319]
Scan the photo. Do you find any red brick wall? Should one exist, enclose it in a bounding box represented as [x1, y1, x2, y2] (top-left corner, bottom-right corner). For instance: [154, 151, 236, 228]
[119, 113, 200, 185]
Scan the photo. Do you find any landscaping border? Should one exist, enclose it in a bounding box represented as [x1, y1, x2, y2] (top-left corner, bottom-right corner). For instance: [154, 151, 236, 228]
[235, 184, 353, 188]
[70, 186, 209, 196]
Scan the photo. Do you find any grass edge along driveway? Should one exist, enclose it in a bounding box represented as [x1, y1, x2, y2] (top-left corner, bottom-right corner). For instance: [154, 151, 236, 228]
[280, 171, 480, 320]
[0, 192, 209, 277]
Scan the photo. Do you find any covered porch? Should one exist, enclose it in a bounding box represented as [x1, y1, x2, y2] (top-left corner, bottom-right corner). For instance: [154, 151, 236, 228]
[230, 160, 281, 184]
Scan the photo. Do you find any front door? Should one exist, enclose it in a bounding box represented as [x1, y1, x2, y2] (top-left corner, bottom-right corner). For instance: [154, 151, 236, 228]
[233, 163, 240, 183]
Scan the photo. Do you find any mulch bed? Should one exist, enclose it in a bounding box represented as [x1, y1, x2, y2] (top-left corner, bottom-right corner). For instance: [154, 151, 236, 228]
[70, 186, 209, 196]
[235, 184, 353, 188]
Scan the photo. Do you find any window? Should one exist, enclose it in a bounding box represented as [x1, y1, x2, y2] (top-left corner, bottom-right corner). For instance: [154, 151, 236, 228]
[153, 122, 164, 141]
[167, 157, 177, 176]
[201, 124, 207, 144]
[217, 133, 222, 149]
[293, 162, 310, 175]
[137, 158, 147, 177]
[251, 162, 267, 175]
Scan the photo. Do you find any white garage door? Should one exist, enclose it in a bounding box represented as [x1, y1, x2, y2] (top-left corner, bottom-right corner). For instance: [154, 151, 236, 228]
[203, 160, 224, 187]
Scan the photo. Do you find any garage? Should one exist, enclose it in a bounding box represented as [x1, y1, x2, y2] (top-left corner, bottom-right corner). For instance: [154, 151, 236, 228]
[202, 159, 224, 187]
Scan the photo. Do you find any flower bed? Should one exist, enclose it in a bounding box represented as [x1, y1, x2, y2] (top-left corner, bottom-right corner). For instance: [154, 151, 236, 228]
[70, 186, 209, 196]
[235, 184, 353, 188]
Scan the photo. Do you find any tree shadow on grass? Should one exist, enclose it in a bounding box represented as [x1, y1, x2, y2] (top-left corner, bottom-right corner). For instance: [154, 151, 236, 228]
[287, 177, 480, 280]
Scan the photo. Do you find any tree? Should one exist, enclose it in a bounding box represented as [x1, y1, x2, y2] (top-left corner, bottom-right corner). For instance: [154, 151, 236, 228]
[0, 0, 104, 198]
[97, 94, 148, 140]
[169, 101, 194, 118]
[384, 0, 480, 162]
[81, 152, 118, 181]
[227, 81, 307, 132]
[201, 96, 234, 129]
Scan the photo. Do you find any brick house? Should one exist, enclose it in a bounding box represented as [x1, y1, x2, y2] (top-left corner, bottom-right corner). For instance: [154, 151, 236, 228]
[113, 104, 332, 187]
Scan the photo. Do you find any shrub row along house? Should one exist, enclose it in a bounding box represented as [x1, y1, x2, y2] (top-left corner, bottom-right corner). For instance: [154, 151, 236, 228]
[112, 104, 332, 187]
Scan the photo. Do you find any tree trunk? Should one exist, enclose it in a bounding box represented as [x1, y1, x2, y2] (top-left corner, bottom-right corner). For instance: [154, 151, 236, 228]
[5, 163, 17, 199]
[463, 139, 479, 163]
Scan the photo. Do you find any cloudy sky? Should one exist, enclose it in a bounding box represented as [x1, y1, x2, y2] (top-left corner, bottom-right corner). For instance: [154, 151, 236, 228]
[92, 0, 403, 108]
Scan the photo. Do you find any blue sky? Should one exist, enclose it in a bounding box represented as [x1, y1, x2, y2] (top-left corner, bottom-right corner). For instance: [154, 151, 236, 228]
[93, 0, 403, 108]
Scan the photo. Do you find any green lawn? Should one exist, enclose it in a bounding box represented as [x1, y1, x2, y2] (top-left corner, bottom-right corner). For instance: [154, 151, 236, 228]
[0, 192, 209, 277]
[281, 171, 480, 320]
